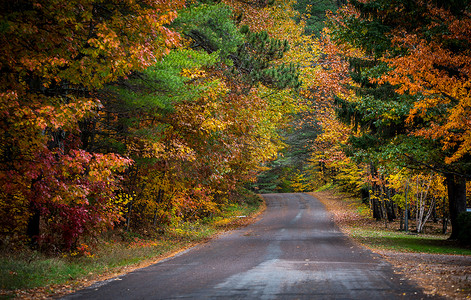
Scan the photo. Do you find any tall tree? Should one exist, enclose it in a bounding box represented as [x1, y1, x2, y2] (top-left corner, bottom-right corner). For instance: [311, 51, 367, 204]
[326, 0, 471, 240]
[93, 0, 302, 228]
[0, 0, 183, 249]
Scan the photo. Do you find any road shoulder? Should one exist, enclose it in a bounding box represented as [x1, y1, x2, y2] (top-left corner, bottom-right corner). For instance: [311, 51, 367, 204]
[310, 190, 471, 300]
[2, 200, 266, 299]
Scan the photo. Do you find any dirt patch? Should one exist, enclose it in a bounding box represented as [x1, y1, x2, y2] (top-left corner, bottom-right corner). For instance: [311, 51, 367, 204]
[310, 190, 471, 300]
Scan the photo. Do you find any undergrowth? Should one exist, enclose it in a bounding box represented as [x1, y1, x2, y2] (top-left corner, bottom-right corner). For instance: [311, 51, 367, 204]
[0, 195, 264, 298]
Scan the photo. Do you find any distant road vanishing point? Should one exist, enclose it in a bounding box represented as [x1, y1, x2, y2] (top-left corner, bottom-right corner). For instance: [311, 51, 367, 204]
[63, 193, 437, 300]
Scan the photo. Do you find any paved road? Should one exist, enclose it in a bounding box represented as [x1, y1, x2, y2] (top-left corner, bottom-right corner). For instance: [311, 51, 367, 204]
[64, 193, 435, 299]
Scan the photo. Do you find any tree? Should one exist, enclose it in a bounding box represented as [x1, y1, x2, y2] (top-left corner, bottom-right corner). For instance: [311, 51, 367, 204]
[0, 0, 304, 249]
[0, 0, 183, 249]
[293, 0, 339, 36]
[325, 0, 471, 240]
[91, 0, 303, 229]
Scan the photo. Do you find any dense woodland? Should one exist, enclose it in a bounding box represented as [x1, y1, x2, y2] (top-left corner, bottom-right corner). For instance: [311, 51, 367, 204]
[256, 0, 471, 243]
[0, 0, 470, 254]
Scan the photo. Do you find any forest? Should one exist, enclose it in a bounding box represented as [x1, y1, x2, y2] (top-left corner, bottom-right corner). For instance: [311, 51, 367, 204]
[0, 0, 470, 258]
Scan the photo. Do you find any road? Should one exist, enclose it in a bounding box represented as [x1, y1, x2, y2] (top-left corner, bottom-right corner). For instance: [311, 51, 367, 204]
[64, 193, 435, 299]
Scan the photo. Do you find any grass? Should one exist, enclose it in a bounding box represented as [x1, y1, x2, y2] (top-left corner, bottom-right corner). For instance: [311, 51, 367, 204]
[1, 256, 83, 290]
[313, 188, 471, 300]
[0, 197, 264, 298]
[311, 189, 471, 256]
[0, 233, 189, 295]
[349, 227, 471, 255]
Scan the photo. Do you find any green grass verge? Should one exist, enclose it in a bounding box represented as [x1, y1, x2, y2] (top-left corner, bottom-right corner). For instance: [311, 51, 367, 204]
[349, 227, 471, 255]
[313, 188, 471, 256]
[0, 234, 193, 292]
[0, 196, 263, 296]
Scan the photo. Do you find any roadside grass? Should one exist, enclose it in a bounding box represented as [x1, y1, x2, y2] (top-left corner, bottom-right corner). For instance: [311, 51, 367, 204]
[0, 196, 264, 298]
[311, 188, 471, 300]
[310, 189, 471, 256]
[349, 227, 471, 255]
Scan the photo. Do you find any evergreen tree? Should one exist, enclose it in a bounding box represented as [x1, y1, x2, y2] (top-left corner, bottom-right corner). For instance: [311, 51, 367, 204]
[293, 0, 341, 36]
[173, 2, 301, 93]
[328, 0, 471, 240]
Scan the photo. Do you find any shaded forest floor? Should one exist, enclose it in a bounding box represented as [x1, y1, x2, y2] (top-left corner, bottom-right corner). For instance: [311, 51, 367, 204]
[311, 190, 471, 299]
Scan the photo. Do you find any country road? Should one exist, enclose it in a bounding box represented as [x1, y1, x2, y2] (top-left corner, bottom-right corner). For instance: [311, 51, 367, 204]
[64, 193, 436, 299]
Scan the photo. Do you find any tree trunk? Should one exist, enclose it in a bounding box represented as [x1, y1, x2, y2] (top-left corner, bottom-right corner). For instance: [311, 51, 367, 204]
[153, 189, 163, 227]
[126, 200, 133, 232]
[27, 176, 43, 247]
[386, 200, 396, 221]
[442, 214, 449, 234]
[442, 196, 449, 234]
[446, 174, 467, 240]
[26, 206, 40, 247]
[371, 187, 382, 220]
[404, 180, 409, 232]
[399, 207, 404, 231]
[360, 185, 369, 205]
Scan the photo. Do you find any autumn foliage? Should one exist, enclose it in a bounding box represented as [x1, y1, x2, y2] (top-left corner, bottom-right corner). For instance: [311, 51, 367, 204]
[306, 0, 471, 241]
[0, 0, 302, 251]
[4, 0, 468, 252]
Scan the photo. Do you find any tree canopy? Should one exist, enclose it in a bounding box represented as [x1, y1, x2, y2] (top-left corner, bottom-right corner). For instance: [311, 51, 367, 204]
[1, 0, 470, 250]
[311, 0, 471, 241]
[0, 0, 304, 250]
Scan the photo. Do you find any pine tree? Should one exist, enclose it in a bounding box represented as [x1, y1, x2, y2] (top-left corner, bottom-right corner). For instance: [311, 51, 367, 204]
[328, 0, 471, 240]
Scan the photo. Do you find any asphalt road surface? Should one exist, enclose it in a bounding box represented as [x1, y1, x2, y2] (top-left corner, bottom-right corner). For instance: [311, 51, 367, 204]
[64, 193, 436, 299]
